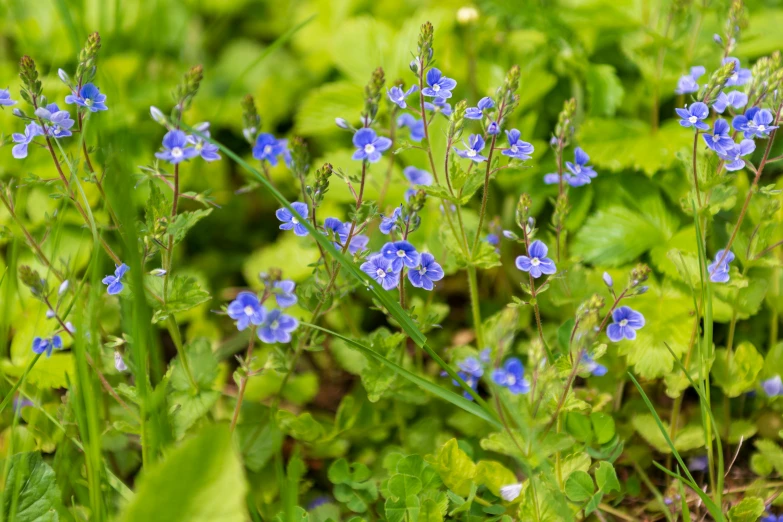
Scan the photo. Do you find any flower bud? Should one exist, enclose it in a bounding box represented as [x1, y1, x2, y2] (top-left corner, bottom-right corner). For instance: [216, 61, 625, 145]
[115, 352, 128, 372]
[57, 68, 70, 85]
[149, 268, 167, 277]
[58, 280, 69, 295]
[150, 106, 167, 125]
[335, 117, 349, 129]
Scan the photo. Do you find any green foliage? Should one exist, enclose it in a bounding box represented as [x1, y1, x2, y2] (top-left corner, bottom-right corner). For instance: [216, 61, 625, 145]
[1, 452, 64, 522]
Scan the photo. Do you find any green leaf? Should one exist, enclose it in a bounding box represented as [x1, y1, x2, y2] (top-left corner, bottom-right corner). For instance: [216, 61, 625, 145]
[632, 415, 706, 453]
[590, 412, 616, 445]
[1, 452, 64, 522]
[145, 274, 211, 321]
[564, 470, 595, 503]
[586, 64, 624, 117]
[474, 460, 517, 497]
[237, 406, 283, 472]
[712, 341, 764, 398]
[395, 455, 442, 491]
[276, 410, 325, 442]
[358, 328, 406, 402]
[119, 425, 247, 522]
[754, 439, 783, 476]
[170, 338, 218, 391]
[727, 496, 765, 522]
[595, 462, 620, 493]
[427, 438, 476, 496]
[295, 82, 364, 134]
[168, 209, 213, 245]
[329, 459, 378, 513]
[418, 498, 444, 522]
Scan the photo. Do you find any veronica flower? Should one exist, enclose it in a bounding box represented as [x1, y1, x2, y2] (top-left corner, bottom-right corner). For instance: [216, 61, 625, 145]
[380, 206, 403, 234]
[397, 113, 425, 142]
[703, 119, 735, 154]
[361, 254, 399, 290]
[606, 306, 645, 341]
[65, 83, 108, 112]
[35, 103, 74, 139]
[500, 484, 523, 502]
[424, 97, 452, 116]
[487, 121, 500, 135]
[733, 107, 778, 139]
[32, 335, 63, 357]
[352, 128, 392, 163]
[717, 139, 755, 171]
[187, 122, 221, 162]
[723, 57, 752, 87]
[276, 202, 309, 236]
[422, 68, 457, 99]
[0, 88, 17, 107]
[227, 292, 266, 331]
[455, 134, 487, 163]
[676, 102, 710, 130]
[155, 130, 198, 164]
[502, 129, 534, 160]
[707, 249, 734, 283]
[273, 280, 297, 308]
[458, 356, 484, 378]
[347, 234, 369, 254]
[675, 66, 705, 95]
[763, 375, 783, 397]
[253, 133, 286, 165]
[465, 97, 495, 119]
[381, 240, 420, 272]
[408, 252, 444, 291]
[565, 147, 597, 185]
[115, 352, 128, 372]
[712, 91, 748, 113]
[387, 84, 418, 109]
[581, 353, 608, 376]
[515, 240, 556, 279]
[492, 358, 530, 395]
[761, 514, 783, 522]
[543, 173, 567, 185]
[102, 263, 129, 295]
[486, 234, 499, 247]
[257, 309, 299, 344]
[451, 371, 479, 400]
[688, 456, 709, 472]
[11, 122, 43, 159]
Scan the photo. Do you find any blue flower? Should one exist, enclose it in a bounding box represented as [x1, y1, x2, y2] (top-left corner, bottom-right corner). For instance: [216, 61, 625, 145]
[566, 147, 597, 185]
[722, 57, 752, 87]
[492, 358, 530, 395]
[11, 122, 43, 159]
[155, 130, 199, 164]
[487, 121, 500, 135]
[458, 356, 484, 378]
[187, 123, 221, 162]
[347, 234, 369, 254]
[486, 234, 499, 246]
[407, 252, 444, 291]
[422, 68, 457, 99]
[480, 348, 491, 364]
[382, 240, 420, 272]
[387, 84, 418, 109]
[707, 249, 734, 283]
[115, 352, 128, 372]
[404, 166, 432, 201]
[451, 371, 479, 400]
[465, 97, 494, 119]
[515, 240, 556, 279]
[274, 280, 297, 308]
[102, 263, 129, 295]
[703, 119, 735, 154]
[0, 88, 17, 107]
[276, 202, 309, 236]
[581, 353, 608, 376]
[32, 335, 63, 357]
[688, 455, 709, 472]
[712, 91, 747, 113]
[352, 128, 392, 163]
[252, 133, 286, 165]
[227, 291, 266, 331]
[257, 309, 299, 344]
[761, 514, 783, 522]
[603, 272, 614, 287]
[323, 217, 368, 254]
[424, 97, 452, 116]
[380, 206, 403, 235]
[717, 139, 755, 171]
[360, 254, 400, 290]
[397, 113, 425, 142]
[733, 107, 778, 138]
[502, 129, 534, 160]
[35, 103, 74, 139]
[65, 83, 108, 112]
[606, 306, 645, 342]
[763, 375, 783, 397]
[676, 102, 710, 130]
[455, 134, 487, 163]
[675, 66, 705, 95]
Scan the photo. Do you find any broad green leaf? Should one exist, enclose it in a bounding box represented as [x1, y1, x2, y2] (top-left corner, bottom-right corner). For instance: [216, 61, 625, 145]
[145, 274, 211, 321]
[418, 498, 444, 522]
[387, 473, 423, 499]
[727, 496, 765, 522]
[590, 412, 616, 445]
[712, 342, 764, 397]
[586, 64, 624, 117]
[564, 470, 594, 503]
[1, 452, 64, 522]
[168, 390, 220, 439]
[754, 439, 783, 476]
[329, 459, 378, 513]
[595, 462, 620, 493]
[168, 209, 213, 244]
[170, 337, 218, 391]
[474, 460, 517, 497]
[276, 410, 325, 442]
[632, 415, 706, 453]
[395, 455, 442, 491]
[427, 438, 476, 496]
[236, 404, 283, 472]
[358, 328, 406, 402]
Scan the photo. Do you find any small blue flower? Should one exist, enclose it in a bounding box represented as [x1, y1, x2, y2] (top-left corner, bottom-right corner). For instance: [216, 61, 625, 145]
[480, 348, 491, 364]
[688, 455, 709, 472]
[703, 119, 735, 154]
[458, 356, 484, 378]
[257, 309, 299, 344]
[35, 103, 74, 139]
[717, 139, 755, 171]
[382, 240, 420, 272]
[155, 130, 199, 164]
[424, 97, 452, 116]
[492, 358, 530, 395]
[115, 352, 128, 372]
[454, 134, 487, 163]
[486, 234, 499, 246]
[733, 107, 778, 138]
[603, 272, 614, 287]
[566, 147, 597, 185]
[397, 113, 425, 142]
[465, 97, 494, 119]
[722, 57, 752, 87]
[252, 133, 286, 165]
[387, 84, 418, 109]
[761, 514, 783, 522]
[676, 102, 710, 130]
[227, 292, 266, 331]
[276, 202, 309, 236]
[361, 254, 400, 290]
[450, 371, 479, 400]
[606, 306, 645, 342]
[347, 234, 369, 254]
[581, 353, 608, 376]
[422, 68, 457, 99]
[11, 122, 43, 159]
[763, 375, 783, 397]
[515, 240, 556, 279]
[487, 121, 500, 135]
[0, 88, 17, 107]
[65, 83, 108, 112]
[675, 66, 705, 95]
[502, 129, 534, 160]
[403, 166, 433, 200]
[707, 249, 734, 283]
[187, 122, 221, 162]
[352, 128, 392, 163]
[102, 263, 129, 295]
[712, 91, 747, 113]
[380, 206, 403, 235]
[274, 280, 297, 308]
[407, 252, 444, 291]
[32, 335, 63, 357]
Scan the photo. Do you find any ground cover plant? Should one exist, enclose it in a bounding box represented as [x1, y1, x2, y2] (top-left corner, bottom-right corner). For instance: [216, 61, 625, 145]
[1, 0, 783, 520]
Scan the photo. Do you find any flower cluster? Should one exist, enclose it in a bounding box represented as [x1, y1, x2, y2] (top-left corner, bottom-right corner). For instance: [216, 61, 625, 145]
[360, 241, 444, 291]
[543, 147, 598, 187]
[226, 280, 300, 344]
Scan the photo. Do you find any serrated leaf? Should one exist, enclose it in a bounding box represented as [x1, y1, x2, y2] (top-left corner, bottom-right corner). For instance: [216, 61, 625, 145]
[727, 496, 765, 522]
[168, 209, 213, 244]
[276, 410, 325, 442]
[427, 438, 476, 496]
[564, 470, 594, 503]
[1, 452, 64, 522]
[712, 342, 763, 398]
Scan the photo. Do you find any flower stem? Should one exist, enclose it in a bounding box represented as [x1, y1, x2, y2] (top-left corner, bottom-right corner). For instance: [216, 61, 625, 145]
[466, 265, 484, 349]
[230, 328, 256, 431]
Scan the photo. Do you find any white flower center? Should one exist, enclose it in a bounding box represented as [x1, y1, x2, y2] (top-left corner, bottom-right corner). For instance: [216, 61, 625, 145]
[688, 116, 697, 123]
[271, 321, 279, 329]
[364, 144, 376, 154]
[419, 268, 427, 275]
[712, 135, 719, 142]
[195, 141, 203, 151]
[620, 319, 628, 327]
[507, 374, 516, 385]
[244, 306, 255, 316]
[171, 147, 183, 158]
[531, 257, 540, 266]
[730, 73, 738, 82]
[433, 84, 440, 92]
[759, 125, 766, 132]
[85, 98, 93, 106]
[574, 165, 581, 173]
[291, 217, 299, 224]
[467, 149, 476, 157]
[396, 249, 406, 258]
[511, 145, 518, 153]
[264, 145, 273, 154]
[376, 268, 386, 278]
[53, 128, 61, 135]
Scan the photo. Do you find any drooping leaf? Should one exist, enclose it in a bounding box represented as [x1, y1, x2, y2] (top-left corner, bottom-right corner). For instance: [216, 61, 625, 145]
[1, 452, 64, 522]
